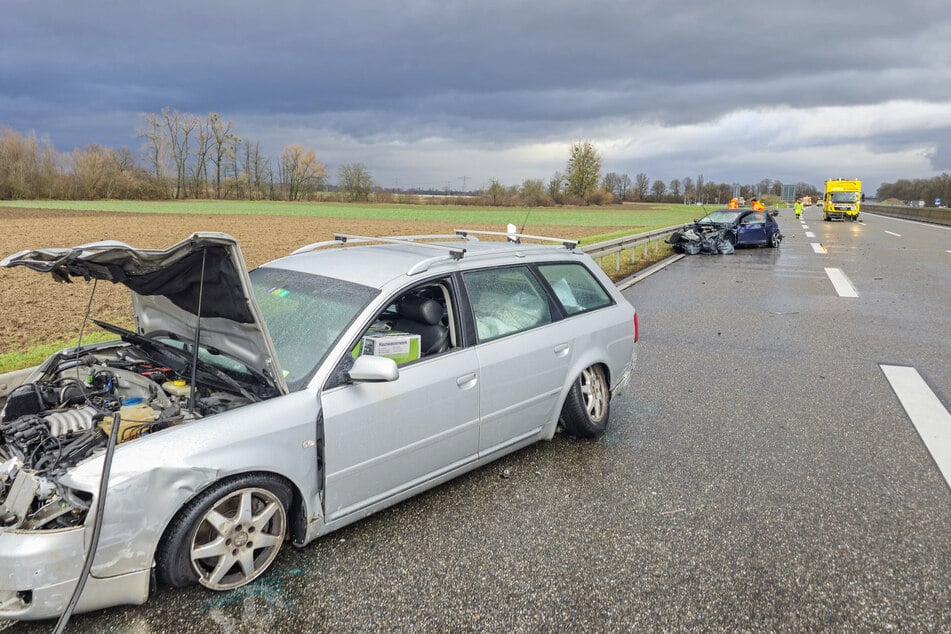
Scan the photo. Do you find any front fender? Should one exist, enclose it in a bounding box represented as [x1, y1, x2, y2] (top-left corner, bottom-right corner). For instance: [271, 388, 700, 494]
[62, 389, 323, 578]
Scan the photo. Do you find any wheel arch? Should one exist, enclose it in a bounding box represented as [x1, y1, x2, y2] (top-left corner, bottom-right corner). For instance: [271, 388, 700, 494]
[154, 469, 308, 554]
[542, 354, 612, 439]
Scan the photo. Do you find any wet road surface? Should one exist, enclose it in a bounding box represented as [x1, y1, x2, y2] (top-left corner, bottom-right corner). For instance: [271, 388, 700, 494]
[7, 209, 950, 632]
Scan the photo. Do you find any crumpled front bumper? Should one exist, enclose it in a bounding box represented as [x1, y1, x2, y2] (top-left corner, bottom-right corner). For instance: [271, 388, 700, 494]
[0, 527, 150, 621]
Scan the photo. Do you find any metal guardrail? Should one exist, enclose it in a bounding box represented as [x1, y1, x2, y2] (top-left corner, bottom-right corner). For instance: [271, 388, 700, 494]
[862, 204, 951, 227]
[581, 224, 680, 273]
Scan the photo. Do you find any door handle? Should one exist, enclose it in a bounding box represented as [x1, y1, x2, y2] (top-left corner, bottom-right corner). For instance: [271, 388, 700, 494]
[456, 373, 478, 390]
[554, 343, 570, 358]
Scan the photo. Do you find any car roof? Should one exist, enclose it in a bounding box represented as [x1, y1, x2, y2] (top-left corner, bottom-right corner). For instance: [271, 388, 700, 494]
[261, 237, 585, 289]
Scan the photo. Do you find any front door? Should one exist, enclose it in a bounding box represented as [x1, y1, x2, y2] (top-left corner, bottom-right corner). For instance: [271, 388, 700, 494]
[321, 348, 481, 521]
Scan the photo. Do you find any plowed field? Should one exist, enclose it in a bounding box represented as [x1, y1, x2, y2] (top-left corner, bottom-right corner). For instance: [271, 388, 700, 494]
[0, 207, 614, 355]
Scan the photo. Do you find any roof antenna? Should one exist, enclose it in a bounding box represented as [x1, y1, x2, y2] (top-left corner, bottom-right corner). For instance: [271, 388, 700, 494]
[519, 206, 533, 234]
[187, 248, 207, 412]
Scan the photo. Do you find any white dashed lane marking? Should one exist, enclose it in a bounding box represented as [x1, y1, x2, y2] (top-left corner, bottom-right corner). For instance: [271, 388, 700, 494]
[824, 267, 859, 297]
[880, 365, 951, 491]
[811, 243, 827, 254]
[805, 231, 816, 238]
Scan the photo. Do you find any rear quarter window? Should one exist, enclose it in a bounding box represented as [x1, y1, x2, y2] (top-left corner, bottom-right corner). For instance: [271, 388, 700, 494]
[537, 263, 613, 316]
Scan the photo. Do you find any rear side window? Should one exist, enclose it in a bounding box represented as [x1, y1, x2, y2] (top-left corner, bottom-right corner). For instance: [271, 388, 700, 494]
[463, 267, 552, 342]
[537, 263, 613, 315]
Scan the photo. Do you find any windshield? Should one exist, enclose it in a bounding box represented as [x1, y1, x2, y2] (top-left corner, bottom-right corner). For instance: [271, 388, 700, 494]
[830, 192, 860, 203]
[699, 210, 741, 223]
[250, 267, 378, 390]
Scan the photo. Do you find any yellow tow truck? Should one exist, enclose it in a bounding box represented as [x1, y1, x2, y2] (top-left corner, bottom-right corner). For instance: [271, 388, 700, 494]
[821, 179, 862, 221]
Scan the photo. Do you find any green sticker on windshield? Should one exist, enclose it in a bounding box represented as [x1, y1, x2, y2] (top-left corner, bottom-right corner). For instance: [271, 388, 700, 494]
[268, 287, 291, 298]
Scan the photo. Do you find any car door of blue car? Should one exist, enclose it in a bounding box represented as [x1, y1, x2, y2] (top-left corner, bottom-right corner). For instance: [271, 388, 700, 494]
[737, 211, 768, 245]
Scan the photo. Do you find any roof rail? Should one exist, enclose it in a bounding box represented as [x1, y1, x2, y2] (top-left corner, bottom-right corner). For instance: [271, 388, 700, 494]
[290, 233, 467, 258]
[454, 229, 578, 250]
[287, 229, 579, 273]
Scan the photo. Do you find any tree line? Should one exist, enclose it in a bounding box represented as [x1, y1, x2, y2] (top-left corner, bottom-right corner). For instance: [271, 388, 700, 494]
[5, 117, 924, 207]
[876, 174, 951, 207]
[0, 112, 376, 202]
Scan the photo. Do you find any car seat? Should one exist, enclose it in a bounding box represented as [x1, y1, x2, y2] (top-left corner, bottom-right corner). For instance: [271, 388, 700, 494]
[393, 295, 450, 356]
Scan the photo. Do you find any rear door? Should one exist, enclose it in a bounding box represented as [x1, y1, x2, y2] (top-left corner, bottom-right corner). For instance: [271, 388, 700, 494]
[462, 265, 572, 455]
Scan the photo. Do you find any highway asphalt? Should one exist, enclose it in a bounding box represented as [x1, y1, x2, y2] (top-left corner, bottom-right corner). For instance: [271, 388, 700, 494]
[6, 208, 949, 632]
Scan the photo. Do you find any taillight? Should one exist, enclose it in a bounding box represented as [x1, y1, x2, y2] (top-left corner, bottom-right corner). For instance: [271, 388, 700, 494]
[633, 312, 639, 343]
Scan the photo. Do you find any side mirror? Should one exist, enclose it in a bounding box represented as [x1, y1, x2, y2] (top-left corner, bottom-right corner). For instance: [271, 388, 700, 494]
[771, 210, 779, 216]
[348, 355, 399, 383]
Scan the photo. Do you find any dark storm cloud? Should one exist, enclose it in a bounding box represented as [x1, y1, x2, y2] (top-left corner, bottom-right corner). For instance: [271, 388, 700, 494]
[2, 0, 950, 189]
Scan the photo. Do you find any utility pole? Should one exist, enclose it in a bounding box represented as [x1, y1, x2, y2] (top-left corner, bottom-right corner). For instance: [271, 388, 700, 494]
[459, 175, 469, 193]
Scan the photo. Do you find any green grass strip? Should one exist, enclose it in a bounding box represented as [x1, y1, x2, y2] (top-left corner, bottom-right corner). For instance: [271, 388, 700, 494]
[0, 199, 700, 229]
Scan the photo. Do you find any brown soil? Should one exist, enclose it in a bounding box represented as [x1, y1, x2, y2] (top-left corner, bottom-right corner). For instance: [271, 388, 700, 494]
[0, 207, 614, 355]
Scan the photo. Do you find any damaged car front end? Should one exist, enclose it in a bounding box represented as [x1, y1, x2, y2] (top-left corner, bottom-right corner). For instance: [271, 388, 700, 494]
[0, 233, 327, 620]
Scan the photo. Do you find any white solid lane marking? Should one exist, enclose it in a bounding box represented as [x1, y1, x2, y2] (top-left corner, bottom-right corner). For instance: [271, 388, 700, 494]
[885, 230, 902, 237]
[811, 243, 827, 254]
[824, 267, 859, 297]
[880, 365, 951, 491]
[805, 231, 816, 238]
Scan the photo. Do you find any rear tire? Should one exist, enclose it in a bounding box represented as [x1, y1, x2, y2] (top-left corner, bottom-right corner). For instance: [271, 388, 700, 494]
[156, 473, 291, 590]
[559, 365, 610, 438]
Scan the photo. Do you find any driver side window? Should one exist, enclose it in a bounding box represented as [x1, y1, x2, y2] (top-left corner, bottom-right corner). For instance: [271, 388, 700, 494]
[326, 280, 457, 389]
[355, 280, 456, 365]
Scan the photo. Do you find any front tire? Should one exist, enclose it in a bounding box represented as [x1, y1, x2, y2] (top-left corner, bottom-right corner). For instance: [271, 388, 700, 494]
[769, 232, 781, 248]
[559, 364, 610, 438]
[156, 473, 291, 591]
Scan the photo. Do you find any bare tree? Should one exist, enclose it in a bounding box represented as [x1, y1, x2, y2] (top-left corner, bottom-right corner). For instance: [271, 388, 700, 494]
[279, 144, 326, 200]
[519, 178, 548, 207]
[485, 178, 506, 206]
[207, 113, 238, 199]
[602, 172, 631, 200]
[190, 115, 213, 198]
[138, 113, 169, 197]
[634, 173, 650, 200]
[547, 171, 565, 203]
[240, 140, 271, 200]
[650, 179, 666, 200]
[668, 179, 682, 200]
[162, 108, 198, 198]
[337, 163, 374, 201]
[682, 176, 694, 203]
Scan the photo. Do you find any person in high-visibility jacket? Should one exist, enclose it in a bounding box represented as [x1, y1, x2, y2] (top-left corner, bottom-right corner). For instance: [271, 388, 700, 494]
[794, 199, 804, 219]
[750, 198, 766, 211]
[728, 198, 739, 209]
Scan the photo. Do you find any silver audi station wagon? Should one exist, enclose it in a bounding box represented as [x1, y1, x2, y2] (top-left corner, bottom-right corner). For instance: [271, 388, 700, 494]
[0, 229, 637, 620]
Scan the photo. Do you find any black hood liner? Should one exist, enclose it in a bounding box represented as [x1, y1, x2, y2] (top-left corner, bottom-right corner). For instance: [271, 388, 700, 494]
[108, 246, 254, 323]
[4, 238, 255, 325]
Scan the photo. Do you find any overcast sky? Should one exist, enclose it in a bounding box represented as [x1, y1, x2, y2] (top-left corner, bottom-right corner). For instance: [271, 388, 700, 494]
[3, 0, 950, 194]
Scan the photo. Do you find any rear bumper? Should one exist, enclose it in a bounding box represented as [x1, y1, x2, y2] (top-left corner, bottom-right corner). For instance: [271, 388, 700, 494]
[611, 345, 637, 396]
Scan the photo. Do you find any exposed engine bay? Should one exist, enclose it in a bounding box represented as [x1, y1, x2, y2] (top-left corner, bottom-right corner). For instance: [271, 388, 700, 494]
[0, 324, 276, 532]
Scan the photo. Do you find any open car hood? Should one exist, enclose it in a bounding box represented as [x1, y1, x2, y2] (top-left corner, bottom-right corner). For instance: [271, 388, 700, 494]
[1, 232, 287, 394]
